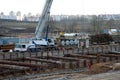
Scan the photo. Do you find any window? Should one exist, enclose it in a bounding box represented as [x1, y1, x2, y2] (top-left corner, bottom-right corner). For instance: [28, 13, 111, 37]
[22, 45, 26, 48]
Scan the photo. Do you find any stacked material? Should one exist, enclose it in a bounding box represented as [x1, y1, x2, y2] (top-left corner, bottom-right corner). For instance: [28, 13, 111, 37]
[90, 34, 113, 45]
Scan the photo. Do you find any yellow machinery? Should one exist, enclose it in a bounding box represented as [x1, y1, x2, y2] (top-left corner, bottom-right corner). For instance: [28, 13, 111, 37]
[0, 44, 15, 52]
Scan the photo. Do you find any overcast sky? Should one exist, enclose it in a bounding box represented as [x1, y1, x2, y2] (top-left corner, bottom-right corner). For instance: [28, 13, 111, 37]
[0, 0, 120, 15]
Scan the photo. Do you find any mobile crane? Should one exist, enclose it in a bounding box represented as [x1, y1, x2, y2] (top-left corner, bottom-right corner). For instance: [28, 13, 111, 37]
[14, 0, 55, 52]
[32, 0, 54, 46]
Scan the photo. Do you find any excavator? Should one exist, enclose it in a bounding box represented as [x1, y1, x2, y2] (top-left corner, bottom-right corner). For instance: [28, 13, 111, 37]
[14, 0, 55, 52]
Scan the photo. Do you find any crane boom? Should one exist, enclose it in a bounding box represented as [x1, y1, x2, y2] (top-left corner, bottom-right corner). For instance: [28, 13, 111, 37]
[14, 0, 55, 52]
[35, 0, 53, 39]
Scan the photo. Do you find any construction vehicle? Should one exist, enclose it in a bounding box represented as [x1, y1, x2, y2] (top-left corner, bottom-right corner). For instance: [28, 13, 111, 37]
[14, 0, 55, 52]
[0, 44, 15, 52]
[14, 35, 55, 52]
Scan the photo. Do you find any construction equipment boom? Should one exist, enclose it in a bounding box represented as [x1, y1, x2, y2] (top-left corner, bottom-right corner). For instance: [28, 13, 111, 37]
[14, 0, 55, 52]
[35, 0, 53, 39]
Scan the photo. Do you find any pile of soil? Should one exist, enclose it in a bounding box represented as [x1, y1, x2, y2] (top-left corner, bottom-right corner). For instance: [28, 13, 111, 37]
[84, 62, 112, 74]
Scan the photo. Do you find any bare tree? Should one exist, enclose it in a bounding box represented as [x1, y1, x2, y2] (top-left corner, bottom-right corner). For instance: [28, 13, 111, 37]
[106, 18, 115, 29]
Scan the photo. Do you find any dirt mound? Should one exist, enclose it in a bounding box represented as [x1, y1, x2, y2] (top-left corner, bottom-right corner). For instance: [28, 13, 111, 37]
[83, 62, 111, 74]
[89, 63, 112, 74]
[83, 62, 120, 75]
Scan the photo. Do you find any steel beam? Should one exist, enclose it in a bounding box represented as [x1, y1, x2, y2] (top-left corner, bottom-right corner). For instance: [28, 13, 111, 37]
[24, 57, 65, 64]
[64, 54, 97, 59]
[0, 64, 30, 70]
[45, 56, 80, 61]
[0, 60, 46, 68]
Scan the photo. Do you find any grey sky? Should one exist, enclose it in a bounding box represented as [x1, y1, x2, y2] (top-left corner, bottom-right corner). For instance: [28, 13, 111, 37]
[0, 0, 120, 15]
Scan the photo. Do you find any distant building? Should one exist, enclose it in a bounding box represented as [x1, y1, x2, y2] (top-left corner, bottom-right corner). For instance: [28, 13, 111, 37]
[1, 11, 120, 21]
[0, 14, 17, 20]
[103, 29, 120, 35]
[51, 15, 69, 21]
[22, 15, 39, 21]
[0, 11, 17, 20]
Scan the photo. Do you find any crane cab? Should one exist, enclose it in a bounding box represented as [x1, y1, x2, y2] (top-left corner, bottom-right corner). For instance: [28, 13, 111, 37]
[14, 43, 35, 52]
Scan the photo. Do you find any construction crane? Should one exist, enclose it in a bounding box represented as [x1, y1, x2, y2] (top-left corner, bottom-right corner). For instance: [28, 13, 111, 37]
[35, 0, 53, 39]
[14, 0, 55, 52]
[33, 0, 54, 47]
